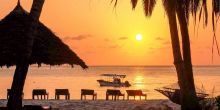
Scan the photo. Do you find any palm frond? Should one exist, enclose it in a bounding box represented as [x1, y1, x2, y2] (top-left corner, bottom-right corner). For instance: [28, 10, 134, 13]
[131, 0, 138, 9]
[142, 0, 156, 17]
[110, 0, 118, 8]
[211, 0, 220, 57]
[162, 0, 176, 16]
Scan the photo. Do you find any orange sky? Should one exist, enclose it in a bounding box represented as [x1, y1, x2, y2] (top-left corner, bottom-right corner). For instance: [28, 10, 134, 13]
[0, 0, 220, 66]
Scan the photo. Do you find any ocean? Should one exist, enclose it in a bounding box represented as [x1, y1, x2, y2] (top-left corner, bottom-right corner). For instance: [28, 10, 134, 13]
[0, 66, 220, 100]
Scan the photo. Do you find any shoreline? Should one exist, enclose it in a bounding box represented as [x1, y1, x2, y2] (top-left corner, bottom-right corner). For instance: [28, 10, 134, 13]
[0, 99, 180, 110]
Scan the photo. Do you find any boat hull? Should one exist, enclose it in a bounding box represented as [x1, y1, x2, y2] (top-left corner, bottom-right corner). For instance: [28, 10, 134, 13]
[97, 80, 131, 87]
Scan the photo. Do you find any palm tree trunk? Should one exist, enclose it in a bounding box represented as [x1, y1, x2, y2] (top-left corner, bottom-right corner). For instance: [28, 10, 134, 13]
[7, 0, 45, 109]
[164, 0, 185, 102]
[164, 0, 197, 109]
[176, 1, 200, 109]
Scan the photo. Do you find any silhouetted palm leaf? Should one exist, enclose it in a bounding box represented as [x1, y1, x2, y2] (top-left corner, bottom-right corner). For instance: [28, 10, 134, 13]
[131, 0, 138, 9]
[142, 0, 156, 17]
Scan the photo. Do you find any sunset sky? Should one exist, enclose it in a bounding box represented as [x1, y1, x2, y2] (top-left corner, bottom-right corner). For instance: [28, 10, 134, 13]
[0, 0, 220, 66]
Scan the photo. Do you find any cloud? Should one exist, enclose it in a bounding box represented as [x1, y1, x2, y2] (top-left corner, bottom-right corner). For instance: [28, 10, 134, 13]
[118, 37, 128, 40]
[63, 34, 92, 41]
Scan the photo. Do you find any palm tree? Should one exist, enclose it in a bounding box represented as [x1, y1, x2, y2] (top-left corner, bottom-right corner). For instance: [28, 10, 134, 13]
[7, 0, 45, 109]
[111, 0, 220, 109]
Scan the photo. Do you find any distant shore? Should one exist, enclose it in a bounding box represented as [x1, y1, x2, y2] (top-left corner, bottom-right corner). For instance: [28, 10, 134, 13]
[0, 99, 180, 110]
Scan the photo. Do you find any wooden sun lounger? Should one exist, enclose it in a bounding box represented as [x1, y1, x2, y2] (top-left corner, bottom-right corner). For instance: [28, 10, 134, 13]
[106, 89, 125, 100]
[81, 89, 97, 100]
[32, 89, 49, 100]
[55, 89, 70, 100]
[126, 90, 147, 100]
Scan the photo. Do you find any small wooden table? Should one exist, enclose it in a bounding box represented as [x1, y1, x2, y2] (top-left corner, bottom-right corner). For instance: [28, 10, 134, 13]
[81, 89, 97, 100]
[55, 89, 70, 100]
[106, 89, 124, 100]
[126, 90, 147, 100]
[32, 89, 49, 100]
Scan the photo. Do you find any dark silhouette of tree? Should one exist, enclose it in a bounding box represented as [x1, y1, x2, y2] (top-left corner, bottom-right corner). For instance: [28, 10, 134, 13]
[2, 0, 87, 109]
[6, 0, 45, 109]
[7, 0, 45, 109]
[112, 0, 220, 109]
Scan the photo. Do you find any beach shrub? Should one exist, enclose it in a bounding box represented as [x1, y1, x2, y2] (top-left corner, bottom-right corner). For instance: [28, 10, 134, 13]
[200, 98, 216, 110]
[216, 96, 220, 110]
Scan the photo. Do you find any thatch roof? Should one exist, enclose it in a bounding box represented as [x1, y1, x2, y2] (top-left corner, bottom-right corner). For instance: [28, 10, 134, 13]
[0, 3, 88, 69]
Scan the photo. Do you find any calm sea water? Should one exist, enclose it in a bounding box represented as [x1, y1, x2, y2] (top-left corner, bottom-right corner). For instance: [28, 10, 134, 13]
[0, 66, 220, 99]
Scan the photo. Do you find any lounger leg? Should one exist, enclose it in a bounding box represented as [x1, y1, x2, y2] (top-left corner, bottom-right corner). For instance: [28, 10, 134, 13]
[140, 96, 141, 100]
[93, 95, 94, 100]
[106, 95, 108, 100]
[134, 96, 135, 100]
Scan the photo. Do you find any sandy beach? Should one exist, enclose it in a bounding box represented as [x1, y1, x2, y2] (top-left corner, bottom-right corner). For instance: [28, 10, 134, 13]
[0, 99, 180, 110]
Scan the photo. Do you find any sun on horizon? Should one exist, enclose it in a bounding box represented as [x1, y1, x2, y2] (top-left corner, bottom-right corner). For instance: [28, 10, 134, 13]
[135, 34, 143, 41]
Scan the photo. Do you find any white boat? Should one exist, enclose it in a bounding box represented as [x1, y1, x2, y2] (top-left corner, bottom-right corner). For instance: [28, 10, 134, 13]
[97, 74, 131, 87]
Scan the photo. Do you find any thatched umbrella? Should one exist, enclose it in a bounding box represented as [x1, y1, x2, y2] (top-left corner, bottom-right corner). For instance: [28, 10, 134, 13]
[0, 1, 88, 109]
[0, 2, 88, 68]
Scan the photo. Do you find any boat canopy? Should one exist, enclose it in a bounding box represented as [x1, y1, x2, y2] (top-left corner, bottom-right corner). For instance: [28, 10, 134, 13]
[100, 74, 126, 78]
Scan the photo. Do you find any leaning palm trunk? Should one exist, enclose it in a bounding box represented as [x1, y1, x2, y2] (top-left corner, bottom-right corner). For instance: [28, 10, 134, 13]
[164, 0, 200, 109]
[176, 1, 201, 110]
[7, 0, 45, 109]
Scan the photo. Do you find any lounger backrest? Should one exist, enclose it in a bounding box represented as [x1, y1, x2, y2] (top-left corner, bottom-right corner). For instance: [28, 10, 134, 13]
[106, 89, 121, 95]
[33, 89, 47, 95]
[81, 89, 94, 95]
[55, 89, 69, 95]
[126, 90, 143, 95]
[135, 90, 143, 95]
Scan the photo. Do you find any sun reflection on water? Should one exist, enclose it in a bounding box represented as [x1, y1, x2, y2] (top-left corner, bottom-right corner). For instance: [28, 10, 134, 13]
[133, 75, 145, 90]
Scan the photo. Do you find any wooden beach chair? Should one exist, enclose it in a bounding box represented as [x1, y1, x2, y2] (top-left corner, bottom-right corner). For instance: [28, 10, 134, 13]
[81, 89, 97, 100]
[126, 90, 147, 100]
[55, 89, 70, 100]
[106, 89, 125, 100]
[32, 89, 49, 100]
[7, 89, 24, 99]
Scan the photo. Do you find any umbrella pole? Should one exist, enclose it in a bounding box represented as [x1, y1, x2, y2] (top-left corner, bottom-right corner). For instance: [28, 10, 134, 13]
[7, 60, 30, 110]
[7, 0, 45, 109]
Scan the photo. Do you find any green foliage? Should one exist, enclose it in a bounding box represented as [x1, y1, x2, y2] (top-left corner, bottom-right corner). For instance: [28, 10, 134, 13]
[216, 96, 220, 110]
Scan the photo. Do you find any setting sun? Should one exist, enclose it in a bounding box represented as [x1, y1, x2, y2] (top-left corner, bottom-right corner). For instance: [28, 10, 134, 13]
[135, 34, 143, 41]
